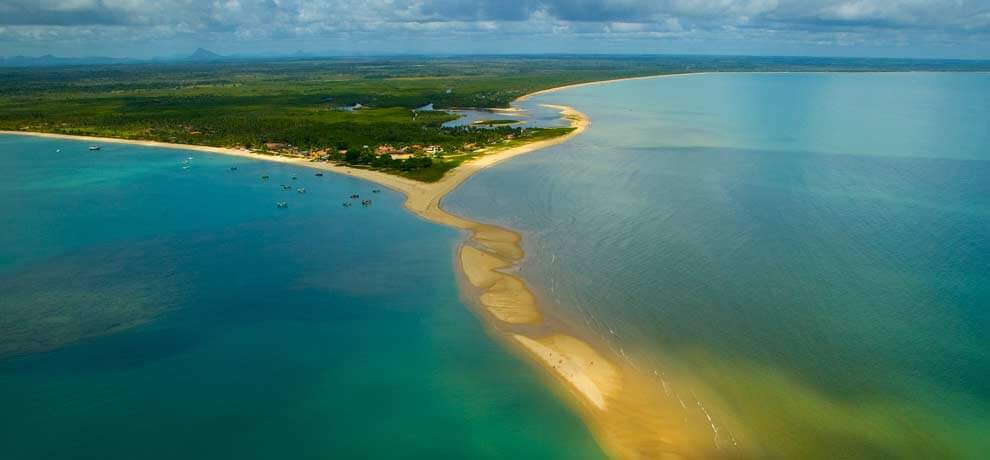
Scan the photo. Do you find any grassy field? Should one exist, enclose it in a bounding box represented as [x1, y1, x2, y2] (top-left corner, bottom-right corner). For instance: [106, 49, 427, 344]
[2, 55, 986, 181]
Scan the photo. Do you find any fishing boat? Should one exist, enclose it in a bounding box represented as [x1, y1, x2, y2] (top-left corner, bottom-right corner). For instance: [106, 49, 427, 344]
[261, 175, 270, 180]
[372, 189, 381, 194]
[88, 145, 101, 151]
[230, 167, 238, 171]
[350, 194, 360, 199]
[281, 184, 291, 191]
[276, 201, 288, 208]
[297, 188, 306, 194]
[315, 172, 324, 177]
[342, 202, 352, 207]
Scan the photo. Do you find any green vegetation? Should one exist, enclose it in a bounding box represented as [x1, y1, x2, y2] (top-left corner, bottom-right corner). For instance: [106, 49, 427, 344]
[2, 55, 985, 181]
[473, 119, 520, 126]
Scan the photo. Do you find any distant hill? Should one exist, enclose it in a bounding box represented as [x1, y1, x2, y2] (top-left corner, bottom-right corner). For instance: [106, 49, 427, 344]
[187, 48, 223, 61]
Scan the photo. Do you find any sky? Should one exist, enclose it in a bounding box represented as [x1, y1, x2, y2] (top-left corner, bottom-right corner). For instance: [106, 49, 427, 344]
[1, 0, 988, 60]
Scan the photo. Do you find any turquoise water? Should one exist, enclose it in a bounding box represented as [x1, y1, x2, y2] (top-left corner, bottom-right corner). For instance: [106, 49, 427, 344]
[447, 73, 990, 458]
[0, 137, 605, 459]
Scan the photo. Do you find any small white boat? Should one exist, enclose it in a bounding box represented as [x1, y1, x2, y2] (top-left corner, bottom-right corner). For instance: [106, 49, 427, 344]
[88, 145, 101, 151]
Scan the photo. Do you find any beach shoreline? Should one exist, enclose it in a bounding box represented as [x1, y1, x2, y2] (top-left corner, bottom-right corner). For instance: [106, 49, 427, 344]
[1, 74, 707, 458]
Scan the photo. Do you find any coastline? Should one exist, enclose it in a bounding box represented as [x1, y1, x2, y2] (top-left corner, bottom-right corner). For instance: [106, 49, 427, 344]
[0, 75, 708, 458]
[515, 72, 702, 102]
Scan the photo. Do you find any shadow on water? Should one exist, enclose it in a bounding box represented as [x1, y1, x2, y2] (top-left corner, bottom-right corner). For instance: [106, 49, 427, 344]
[0, 238, 191, 361]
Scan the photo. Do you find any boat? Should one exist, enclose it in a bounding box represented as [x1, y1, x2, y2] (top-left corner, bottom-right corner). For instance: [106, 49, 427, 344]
[372, 189, 381, 194]
[350, 194, 360, 199]
[88, 145, 101, 151]
[56, 149, 61, 153]
[297, 188, 306, 194]
[315, 173, 324, 177]
[230, 167, 238, 171]
[261, 175, 270, 180]
[291, 175, 298, 180]
[361, 199, 372, 207]
[276, 201, 288, 208]
[342, 202, 352, 207]
[281, 184, 291, 191]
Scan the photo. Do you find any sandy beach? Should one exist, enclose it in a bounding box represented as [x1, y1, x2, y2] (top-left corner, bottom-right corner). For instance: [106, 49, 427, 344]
[1, 78, 706, 458]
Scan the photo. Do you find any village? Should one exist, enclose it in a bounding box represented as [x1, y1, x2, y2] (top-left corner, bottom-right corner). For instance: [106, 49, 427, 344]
[249, 131, 530, 182]
[161, 102, 568, 183]
[257, 139, 482, 162]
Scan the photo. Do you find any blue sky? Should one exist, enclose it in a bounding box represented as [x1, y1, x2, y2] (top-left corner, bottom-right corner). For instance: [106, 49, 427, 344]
[1, 1, 988, 59]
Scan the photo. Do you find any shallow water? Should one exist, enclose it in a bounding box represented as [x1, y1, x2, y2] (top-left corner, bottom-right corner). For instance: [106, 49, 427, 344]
[0, 136, 605, 459]
[443, 105, 570, 128]
[447, 72, 990, 458]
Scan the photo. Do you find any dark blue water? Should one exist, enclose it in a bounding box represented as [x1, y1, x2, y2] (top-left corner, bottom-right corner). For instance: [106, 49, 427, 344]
[448, 72, 990, 458]
[0, 136, 605, 459]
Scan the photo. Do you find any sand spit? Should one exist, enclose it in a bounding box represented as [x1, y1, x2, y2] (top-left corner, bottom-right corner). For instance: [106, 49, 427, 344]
[459, 245, 540, 324]
[3, 79, 734, 458]
[514, 334, 619, 410]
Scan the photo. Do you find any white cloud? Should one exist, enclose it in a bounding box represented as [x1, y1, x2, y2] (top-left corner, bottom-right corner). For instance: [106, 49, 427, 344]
[0, 0, 986, 58]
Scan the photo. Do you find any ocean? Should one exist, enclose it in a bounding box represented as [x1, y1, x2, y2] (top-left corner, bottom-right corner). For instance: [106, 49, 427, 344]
[3, 71, 988, 459]
[0, 136, 605, 459]
[445, 72, 990, 458]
